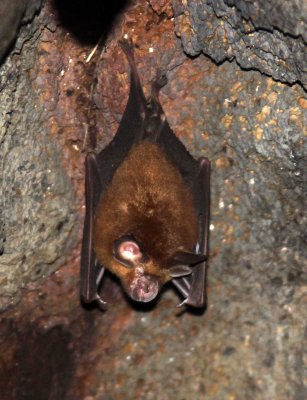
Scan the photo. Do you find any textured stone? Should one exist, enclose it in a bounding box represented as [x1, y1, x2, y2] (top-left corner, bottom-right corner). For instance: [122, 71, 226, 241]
[0, 0, 42, 62]
[0, 0, 306, 399]
[225, 0, 307, 40]
[0, 3, 78, 311]
[85, 33, 307, 398]
[173, 0, 307, 89]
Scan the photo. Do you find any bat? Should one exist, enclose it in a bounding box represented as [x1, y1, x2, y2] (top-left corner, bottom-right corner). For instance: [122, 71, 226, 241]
[80, 39, 210, 310]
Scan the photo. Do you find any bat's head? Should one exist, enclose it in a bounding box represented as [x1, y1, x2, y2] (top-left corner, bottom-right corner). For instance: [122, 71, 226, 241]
[113, 235, 161, 302]
[112, 235, 206, 303]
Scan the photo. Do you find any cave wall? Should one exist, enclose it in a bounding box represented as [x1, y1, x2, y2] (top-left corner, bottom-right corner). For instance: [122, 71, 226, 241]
[0, 0, 306, 399]
[173, 0, 307, 88]
[0, 1, 78, 311]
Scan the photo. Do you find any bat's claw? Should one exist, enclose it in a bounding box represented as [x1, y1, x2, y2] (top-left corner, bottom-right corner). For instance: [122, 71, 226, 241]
[151, 72, 168, 98]
[95, 294, 107, 310]
[176, 298, 188, 308]
[153, 72, 168, 89]
[119, 38, 135, 64]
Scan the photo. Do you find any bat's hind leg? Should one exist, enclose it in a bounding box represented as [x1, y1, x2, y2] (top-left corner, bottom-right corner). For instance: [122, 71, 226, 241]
[144, 71, 169, 140]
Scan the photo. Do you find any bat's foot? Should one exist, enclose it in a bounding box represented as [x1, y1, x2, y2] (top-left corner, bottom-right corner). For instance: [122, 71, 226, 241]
[95, 294, 107, 311]
[152, 72, 168, 96]
[155, 72, 168, 88]
[119, 38, 135, 64]
[119, 37, 133, 50]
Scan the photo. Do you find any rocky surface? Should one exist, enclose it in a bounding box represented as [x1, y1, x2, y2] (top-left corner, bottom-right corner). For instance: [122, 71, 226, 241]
[0, 2, 78, 310]
[0, 0, 42, 62]
[0, 0, 306, 399]
[173, 0, 307, 89]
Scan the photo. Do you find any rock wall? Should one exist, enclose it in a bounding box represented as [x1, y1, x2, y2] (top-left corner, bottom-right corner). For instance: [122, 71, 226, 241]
[0, 0, 306, 399]
[173, 0, 307, 88]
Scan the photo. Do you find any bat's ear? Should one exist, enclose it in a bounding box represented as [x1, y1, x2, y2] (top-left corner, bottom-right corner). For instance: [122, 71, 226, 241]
[167, 251, 207, 278]
[168, 265, 192, 278]
[170, 250, 207, 266]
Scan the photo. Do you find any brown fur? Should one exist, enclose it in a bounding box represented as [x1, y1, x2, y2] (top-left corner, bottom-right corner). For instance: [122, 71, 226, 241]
[93, 141, 198, 288]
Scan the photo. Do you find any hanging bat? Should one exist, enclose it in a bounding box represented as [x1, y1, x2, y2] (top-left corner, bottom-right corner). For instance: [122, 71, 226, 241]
[80, 39, 210, 310]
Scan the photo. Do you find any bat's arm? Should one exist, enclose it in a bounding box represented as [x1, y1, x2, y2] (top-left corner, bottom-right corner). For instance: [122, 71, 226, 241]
[186, 157, 210, 307]
[80, 152, 107, 309]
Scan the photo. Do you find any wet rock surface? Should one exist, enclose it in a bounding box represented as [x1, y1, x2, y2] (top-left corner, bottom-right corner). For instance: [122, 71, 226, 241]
[0, 0, 306, 399]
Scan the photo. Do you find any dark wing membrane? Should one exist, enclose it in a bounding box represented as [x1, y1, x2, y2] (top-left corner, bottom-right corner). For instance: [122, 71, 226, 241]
[144, 75, 210, 308]
[80, 153, 103, 303]
[96, 43, 147, 192]
[171, 158, 210, 308]
[81, 40, 148, 305]
[81, 38, 210, 309]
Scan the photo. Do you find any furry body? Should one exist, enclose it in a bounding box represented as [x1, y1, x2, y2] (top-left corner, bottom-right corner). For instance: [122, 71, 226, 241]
[94, 141, 198, 293]
[80, 39, 210, 308]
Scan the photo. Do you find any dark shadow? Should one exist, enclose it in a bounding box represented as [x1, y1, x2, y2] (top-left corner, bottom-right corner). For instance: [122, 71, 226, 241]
[124, 294, 160, 313]
[52, 0, 129, 44]
[122, 283, 175, 313]
[81, 272, 208, 316]
[80, 271, 123, 311]
[175, 303, 207, 317]
[125, 282, 208, 316]
[9, 326, 74, 400]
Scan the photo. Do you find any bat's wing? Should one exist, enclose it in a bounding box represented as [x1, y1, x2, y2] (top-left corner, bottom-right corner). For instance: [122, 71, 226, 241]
[80, 40, 148, 307]
[81, 39, 210, 309]
[172, 158, 210, 308]
[146, 75, 211, 309]
[96, 40, 148, 187]
[80, 152, 107, 307]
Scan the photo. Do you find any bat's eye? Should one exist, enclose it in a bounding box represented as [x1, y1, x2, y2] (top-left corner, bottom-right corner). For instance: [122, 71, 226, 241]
[113, 235, 144, 267]
[118, 241, 141, 261]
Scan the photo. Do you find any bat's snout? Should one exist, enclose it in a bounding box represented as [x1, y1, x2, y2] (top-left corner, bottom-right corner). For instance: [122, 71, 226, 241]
[128, 268, 160, 303]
